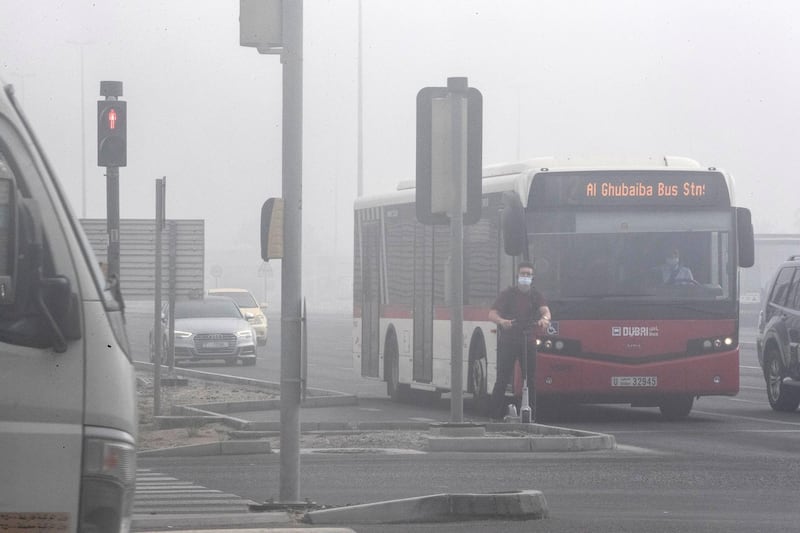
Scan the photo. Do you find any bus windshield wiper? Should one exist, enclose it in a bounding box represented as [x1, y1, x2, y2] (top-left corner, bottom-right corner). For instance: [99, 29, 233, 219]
[584, 292, 654, 299]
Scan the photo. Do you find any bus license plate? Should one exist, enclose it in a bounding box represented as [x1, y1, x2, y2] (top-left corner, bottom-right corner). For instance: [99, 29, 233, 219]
[611, 376, 657, 387]
[203, 341, 228, 348]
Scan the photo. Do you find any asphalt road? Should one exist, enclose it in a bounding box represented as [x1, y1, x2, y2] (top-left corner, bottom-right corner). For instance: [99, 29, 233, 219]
[131, 302, 800, 531]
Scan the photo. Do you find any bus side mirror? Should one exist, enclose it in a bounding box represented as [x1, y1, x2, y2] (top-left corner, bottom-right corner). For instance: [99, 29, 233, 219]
[736, 207, 754, 268]
[501, 191, 528, 259]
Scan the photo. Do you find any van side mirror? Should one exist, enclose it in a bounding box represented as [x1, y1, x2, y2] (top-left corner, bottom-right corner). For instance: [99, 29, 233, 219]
[736, 207, 754, 268]
[0, 177, 17, 304]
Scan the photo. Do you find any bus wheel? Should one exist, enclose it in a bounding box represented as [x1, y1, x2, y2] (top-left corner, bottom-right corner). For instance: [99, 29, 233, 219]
[470, 355, 489, 414]
[659, 395, 694, 420]
[386, 335, 409, 402]
[765, 350, 800, 412]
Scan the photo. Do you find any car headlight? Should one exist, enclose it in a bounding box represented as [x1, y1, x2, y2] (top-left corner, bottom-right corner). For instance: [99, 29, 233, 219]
[236, 329, 253, 339]
[174, 330, 193, 338]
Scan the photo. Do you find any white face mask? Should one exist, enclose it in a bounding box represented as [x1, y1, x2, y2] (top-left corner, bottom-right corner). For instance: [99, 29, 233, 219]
[518, 275, 533, 288]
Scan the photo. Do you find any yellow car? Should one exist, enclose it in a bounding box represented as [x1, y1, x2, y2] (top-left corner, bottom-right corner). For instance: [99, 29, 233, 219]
[208, 288, 268, 346]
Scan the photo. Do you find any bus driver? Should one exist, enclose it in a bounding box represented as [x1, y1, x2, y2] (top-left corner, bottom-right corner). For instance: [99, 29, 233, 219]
[658, 249, 696, 285]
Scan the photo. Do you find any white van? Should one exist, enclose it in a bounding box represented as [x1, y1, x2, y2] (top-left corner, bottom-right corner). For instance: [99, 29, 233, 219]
[0, 82, 137, 531]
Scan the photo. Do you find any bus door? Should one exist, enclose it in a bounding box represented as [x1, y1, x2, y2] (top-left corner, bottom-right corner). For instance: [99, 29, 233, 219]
[360, 220, 381, 378]
[413, 225, 434, 382]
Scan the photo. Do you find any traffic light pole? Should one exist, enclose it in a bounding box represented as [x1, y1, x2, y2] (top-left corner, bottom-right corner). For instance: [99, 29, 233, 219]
[98, 80, 125, 288]
[106, 166, 120, 282]
[239, 0, 303, 503]
[280, 0, 303, 503]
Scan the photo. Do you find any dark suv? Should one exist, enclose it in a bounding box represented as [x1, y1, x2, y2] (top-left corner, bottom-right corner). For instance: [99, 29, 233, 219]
[756, 255, 800, 411]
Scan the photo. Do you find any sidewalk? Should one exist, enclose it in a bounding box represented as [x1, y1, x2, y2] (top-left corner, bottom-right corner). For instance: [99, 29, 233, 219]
[133, 362, 610, 530]
[135, 362, 616, 458]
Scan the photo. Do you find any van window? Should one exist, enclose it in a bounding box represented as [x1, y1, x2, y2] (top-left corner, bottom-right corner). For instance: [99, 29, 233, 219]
[0, 148, 80, 351]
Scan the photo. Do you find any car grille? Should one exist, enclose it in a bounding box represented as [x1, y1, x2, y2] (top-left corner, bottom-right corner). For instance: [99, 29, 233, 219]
[194, 333, 238, 354]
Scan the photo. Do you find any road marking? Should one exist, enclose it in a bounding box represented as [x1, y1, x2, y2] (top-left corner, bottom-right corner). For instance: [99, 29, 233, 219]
[693, 409, 800, 427]
[134, 469, 254, 516]
[725, 397, 763, 404]
[740, 365, 761, 370]
[358, 407, 382, 412]
[409, 417, 438, 422]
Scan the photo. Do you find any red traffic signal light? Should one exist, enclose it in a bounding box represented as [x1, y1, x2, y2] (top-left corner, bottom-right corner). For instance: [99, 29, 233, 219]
[97, 100, 127, 167]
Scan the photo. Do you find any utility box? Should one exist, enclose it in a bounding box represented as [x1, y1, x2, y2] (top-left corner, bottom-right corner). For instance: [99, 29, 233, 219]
[240, 0, 283, 52]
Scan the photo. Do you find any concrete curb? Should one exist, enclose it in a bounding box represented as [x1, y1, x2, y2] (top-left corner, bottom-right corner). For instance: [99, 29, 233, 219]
[425, 422, 616, 453]
[139, 529, 355, 533]
[138, 529, 356, 533]
[132, 512, 298, 532]
[134, 361, 355, 399]
[304, 490, 548, 525]
[137, 439, 272, 457]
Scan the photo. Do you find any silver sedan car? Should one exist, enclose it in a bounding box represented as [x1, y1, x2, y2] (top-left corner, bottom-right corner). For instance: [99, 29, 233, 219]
[151, 296, 257, 366]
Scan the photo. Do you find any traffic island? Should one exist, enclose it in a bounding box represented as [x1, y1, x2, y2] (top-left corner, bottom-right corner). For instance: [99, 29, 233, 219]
[303, 490, 548, 525]
[425, 422, 616, 452]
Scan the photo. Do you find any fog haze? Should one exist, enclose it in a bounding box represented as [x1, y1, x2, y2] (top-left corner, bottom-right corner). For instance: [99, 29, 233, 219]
[2, 0, 799, 306]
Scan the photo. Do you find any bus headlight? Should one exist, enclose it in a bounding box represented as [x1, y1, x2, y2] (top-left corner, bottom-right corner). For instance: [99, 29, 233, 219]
[689, 336, 738, 354]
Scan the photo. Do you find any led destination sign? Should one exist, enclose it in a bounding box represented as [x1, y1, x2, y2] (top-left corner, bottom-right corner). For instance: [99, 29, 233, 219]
[585, 180, 708, 199]
[528, 170, 731, 208]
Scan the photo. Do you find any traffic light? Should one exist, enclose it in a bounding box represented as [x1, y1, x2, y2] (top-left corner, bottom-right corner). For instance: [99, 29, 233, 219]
[97, 100, 127, 167]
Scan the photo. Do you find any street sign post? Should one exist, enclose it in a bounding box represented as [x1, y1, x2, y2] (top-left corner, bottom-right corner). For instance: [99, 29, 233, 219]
[416, 77, 483, 423]
[416, 79, 482, 226]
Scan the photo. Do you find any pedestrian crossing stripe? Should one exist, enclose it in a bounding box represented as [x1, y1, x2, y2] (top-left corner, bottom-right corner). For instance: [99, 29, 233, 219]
[134, 468, 255, 515]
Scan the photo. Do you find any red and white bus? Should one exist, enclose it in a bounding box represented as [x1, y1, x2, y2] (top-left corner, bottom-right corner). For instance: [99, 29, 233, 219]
[353, 157, 754, 419]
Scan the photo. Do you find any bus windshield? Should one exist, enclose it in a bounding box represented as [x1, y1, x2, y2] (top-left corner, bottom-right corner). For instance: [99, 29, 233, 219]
[530, 229, 731, 301]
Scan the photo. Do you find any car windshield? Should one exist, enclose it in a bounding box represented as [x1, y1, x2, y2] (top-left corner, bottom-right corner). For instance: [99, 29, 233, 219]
[174, 299, 242, 319]
[213, 291, 258, 308]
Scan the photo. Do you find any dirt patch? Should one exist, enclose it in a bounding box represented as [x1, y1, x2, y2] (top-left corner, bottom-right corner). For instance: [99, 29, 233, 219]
[136, 373, 276, 450]
[136, 373, 433, 452]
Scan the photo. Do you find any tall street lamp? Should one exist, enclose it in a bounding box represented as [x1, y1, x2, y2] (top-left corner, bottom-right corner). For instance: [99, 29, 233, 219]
[68, 40, 92, 218]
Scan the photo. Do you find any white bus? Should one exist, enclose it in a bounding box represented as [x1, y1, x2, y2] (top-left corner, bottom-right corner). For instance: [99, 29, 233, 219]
[353, 157, 754, 419]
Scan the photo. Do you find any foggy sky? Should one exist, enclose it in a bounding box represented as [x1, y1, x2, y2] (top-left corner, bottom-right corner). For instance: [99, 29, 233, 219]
[2, 0, 799, 298]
